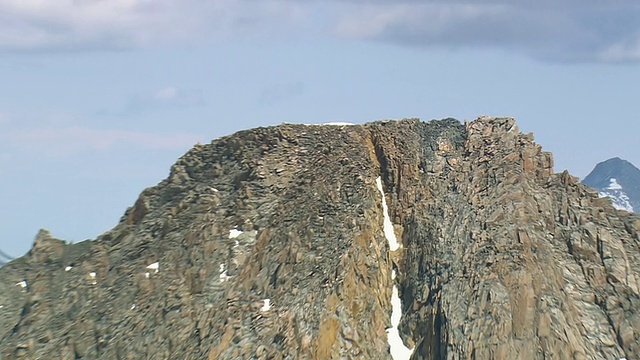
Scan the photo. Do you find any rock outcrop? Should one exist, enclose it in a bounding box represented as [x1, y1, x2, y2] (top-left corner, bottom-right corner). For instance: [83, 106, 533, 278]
[0, 117, 638, 359]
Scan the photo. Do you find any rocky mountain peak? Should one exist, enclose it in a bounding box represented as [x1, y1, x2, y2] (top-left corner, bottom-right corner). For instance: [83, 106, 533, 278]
[583, 157, 640, 213]
[0, 117, 638, 359]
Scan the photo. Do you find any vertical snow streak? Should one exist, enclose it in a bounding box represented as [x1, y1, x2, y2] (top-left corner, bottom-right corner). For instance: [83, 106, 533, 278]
[376, 176, 400, 251]
[388, 278, 414, 359]
[376, 177, 414, 359]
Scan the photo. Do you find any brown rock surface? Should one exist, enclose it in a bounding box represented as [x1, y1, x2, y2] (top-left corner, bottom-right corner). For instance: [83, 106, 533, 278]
[0, 117, 638, 359]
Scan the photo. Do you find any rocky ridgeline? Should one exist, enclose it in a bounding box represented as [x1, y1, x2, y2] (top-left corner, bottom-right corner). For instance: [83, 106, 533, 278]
[0, 117, 638, 359]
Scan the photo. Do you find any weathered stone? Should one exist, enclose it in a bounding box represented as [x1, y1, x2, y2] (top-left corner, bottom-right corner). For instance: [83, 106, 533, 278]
[0, 117, 638, 359]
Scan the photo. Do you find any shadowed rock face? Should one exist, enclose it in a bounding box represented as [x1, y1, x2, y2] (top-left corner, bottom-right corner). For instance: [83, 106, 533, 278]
[0, 117, 638, 360]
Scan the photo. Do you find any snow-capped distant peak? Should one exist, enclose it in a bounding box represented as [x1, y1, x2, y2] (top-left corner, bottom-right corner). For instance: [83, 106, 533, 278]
[599, 192, 634, 212]
[582, 158, 640, 214]
[598, 178, 634, 212]
[607, 178, 623, 190]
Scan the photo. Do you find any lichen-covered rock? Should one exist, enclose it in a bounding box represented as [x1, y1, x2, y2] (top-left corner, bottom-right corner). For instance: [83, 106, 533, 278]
[0, 117, 637, 359]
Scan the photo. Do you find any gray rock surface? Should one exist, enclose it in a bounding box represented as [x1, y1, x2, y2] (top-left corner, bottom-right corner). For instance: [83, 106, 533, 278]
[0, 117, 638, 359]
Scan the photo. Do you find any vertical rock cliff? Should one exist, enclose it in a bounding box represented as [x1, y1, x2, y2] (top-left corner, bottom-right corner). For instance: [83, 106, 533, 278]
[0, 117, 638, 359]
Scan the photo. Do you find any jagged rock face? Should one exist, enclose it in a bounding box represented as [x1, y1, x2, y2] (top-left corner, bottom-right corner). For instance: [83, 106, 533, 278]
[0, 117, 638, 360]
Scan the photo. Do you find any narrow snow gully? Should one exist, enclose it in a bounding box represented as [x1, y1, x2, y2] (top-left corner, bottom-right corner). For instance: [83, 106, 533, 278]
[375, 177, 400, 251]
[376, 176, 414, 359]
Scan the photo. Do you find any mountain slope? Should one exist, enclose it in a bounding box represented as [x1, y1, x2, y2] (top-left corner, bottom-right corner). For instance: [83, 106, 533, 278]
[0, 249, 12, 266]
[583, 157, 640, 213]
[0, 117, 638, 359]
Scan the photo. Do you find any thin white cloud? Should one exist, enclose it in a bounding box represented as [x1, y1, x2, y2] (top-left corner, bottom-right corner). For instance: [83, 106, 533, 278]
[12, 126, 202, 155]
[152, 86, 202, 106]
[259, 81, 305, 106]
[154, 87, 179, 101]
[122, 86, 204, 115]
[597, 37, 640, 63]
[329, 1, 640, 63]
[2, 0, 640, 62]
[0, 0, 307, 51]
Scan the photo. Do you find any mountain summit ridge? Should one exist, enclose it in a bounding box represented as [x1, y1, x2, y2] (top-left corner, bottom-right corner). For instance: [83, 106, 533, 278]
[0, 117, 638, 359]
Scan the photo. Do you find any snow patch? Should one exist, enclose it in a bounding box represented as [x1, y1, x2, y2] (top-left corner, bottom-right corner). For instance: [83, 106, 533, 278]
[230, 229, 243, 248]
[219, 264, 231, 282]
[376, 177, 400, 251]
[378, 173, 413, 358]
[146, 262, 159, 273]
[599, 190, 634, 212]
[130, 304, 136, 310]
[65, 266, 72, 272]
[303, 122, 356, 126]
[387, 270, 414, 359]
[145, 272, 150, 278]
[16, 280, 27, 288]
[608, 178, 623, 190]
[322, 122, 355, 126]
[89, 272, 97, 285]
[597, 178, 633, 212]
[261, 299, 271, 312]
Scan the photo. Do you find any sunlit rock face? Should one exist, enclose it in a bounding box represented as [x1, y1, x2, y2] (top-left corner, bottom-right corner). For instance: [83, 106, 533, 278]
[0, 117, 638, 359]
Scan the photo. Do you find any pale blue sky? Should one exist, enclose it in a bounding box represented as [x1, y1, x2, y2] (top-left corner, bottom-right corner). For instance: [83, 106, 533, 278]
[1, 0, 640, 257]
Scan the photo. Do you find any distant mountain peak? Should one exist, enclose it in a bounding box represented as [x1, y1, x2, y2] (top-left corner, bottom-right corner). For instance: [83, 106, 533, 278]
[583, 157, 640, 213]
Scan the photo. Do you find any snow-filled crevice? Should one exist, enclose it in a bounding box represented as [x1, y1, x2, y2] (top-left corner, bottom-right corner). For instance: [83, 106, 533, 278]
[376, 176, 400, 251]
[388, 270, 414, 359]
[376, 176, 414, 359]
